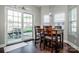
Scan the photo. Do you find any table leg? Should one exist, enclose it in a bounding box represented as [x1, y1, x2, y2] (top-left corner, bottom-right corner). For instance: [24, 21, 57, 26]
[62, 32, 63, 48]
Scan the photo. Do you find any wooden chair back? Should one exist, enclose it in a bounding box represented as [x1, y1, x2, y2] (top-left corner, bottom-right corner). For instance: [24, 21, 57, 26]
[35, 26, 41, 33]
[55, 26, 62, 29]
[43, 26, 52, 36]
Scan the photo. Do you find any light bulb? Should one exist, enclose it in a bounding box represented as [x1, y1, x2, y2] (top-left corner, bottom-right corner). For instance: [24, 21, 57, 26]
[49, 12, 51, 15]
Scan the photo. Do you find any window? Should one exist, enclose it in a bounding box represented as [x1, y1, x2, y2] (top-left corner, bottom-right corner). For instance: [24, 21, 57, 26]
[8, 9, 22, 39]
[43, 15, 50, 25]
[23, 13, 32, 33]
[69, 8, 77, 33]
[54, 13, 65, 29]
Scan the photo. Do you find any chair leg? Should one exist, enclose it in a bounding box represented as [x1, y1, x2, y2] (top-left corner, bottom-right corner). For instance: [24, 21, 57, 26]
[43, 39, 47, 50]
[40, 39, 42, 48]
[34, 39, 37, 47]
[35, 40, 36, 44]
[55, 35, 60, 53]
[62, 33, 63, 49]
[59, 36, 62, 48]
[54, 45, 60, 53]
[43, 41, 45, 49]
[51, 42, 54, 53]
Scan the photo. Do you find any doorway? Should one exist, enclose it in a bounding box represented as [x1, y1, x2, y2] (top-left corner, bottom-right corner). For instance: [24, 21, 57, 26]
[6, 9, 33, 45]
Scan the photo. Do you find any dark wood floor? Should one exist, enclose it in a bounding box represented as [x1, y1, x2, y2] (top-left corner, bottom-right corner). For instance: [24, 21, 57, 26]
[5, 41, 79, 53]
[0, 47, 4, 53]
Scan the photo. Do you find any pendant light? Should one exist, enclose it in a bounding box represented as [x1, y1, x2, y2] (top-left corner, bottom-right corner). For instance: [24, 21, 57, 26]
[49, 5, 52, 16]
[21, 6, 32, 11]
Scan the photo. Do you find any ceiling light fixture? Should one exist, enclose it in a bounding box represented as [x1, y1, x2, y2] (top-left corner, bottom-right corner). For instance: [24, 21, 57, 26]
[21, 6, 32, 11]
[49, 5, 52, 16]
[22, 6, 24, 9]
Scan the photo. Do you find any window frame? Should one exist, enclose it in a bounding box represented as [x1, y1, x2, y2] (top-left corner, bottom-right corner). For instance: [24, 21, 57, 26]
[54, 13, 65, 29]
[69, 7, 77, 34]
[43, 15, 50, 25]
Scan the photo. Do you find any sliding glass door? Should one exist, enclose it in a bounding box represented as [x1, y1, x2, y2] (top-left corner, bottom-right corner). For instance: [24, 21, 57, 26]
[23, 13, 33, 40]
[7, 9, 33, 44]
[7, 10, 22, 44]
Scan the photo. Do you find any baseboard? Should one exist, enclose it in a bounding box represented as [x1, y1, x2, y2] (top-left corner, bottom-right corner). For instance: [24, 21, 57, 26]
[0, 44, 5, 48]
[64, 40, 79, 51]
[24, 39, 34, 42]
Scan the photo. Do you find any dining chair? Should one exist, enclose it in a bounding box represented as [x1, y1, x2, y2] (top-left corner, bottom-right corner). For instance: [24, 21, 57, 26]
[57, 30, 63, 49]
[34, 26, 44, 48]
[43, 26, 63, 52]
[55, 26, 63, 49]
[35, 26, 41, 45]
[55, 26, 62, 29]
[43, 26, 52, 49]
[43, 26, 58, 52]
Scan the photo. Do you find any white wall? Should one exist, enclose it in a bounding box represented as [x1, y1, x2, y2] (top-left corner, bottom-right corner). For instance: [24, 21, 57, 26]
[41, 6, 49, 25]
[0, 6, 5, 47]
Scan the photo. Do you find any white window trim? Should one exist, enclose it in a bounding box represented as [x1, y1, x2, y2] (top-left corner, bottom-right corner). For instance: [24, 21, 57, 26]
[69, 7, 77, 37]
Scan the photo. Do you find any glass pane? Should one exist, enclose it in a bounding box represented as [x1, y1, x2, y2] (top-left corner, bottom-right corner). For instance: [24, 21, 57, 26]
[23, 14, 32, 23]
[19, 17, 22, 23]
[23, 18, 27, 22]
[23, 13, 33, 39]
[72, 28, 76, 32]
[13, 23, 18, 28]
[23, 26, 32, 33]
[23, 14, 30, 17]
[54, 13, 65, 22]
[23, 23, 32, 28]
[24, 18, 31, 23]
[8, 10, 13, 16]
[29, 24, 32, 26]
[18, 12, 21, 17]
[18, 23, 21, 28]
[8, 16, 13, 22]
[69, 8, 77, 33]
[18, 26, 21, 28]
[26, 19, 30, 22]
[14, 17, 18, 22]
[71, 8, 77, 21]
[7, 9, 22, 44]
[14, 11, 18, 16]
[71, 22, 77, 28]
[29, 18, 32, 23]
[8, 27, 13, 32]
[23, 24, 26, 28]
[24, 23, 32, 26]
[8, 23, 13, 28]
